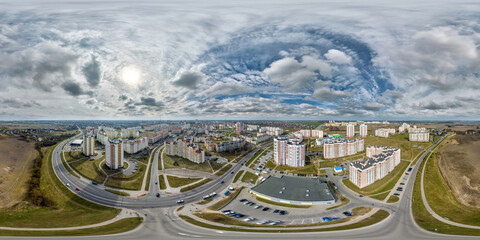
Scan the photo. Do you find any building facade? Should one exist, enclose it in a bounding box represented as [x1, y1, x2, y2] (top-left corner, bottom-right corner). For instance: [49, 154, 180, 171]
[204, 139, 246, 153]
[105, 139, 124, 170]
[83, 135, 95, 156]
[375, 128, 395, 138]
[349, 146, 401, 188]
[236, 122, 244, 135]
[323, 138, 364, 159]
[359, 124, 367, 137]
[273, 137, 305, 167]
[165, 138, 205, 164]
[409, 132, 430, 142]
[123, 137, 148, 154]
[346, 124, 355, 137]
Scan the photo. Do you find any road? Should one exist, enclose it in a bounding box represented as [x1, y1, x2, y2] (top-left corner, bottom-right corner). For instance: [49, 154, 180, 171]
[8, 133, 478, 239]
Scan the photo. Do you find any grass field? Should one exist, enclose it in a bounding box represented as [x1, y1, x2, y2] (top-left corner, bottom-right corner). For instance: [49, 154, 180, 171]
[264, 160, 276, 169]
[105, 189, 130, 197]
[0, 143, 120, 228]
[241, 171, 259, 183]
[412, 152, 480, 235]
[197, 199, 213, 205]
[326, 181, 350, 210]
[158, 175, 166, 190]
[270, 161, 317, 175]
[369, 192, 391, 201]
[423, 151, 480, 225]
[66, 152, 107, 183]
[104, 163, 146, 190]
[60, 152, 80, 178]
[343, 160, 409, 196]
[233, 170, 244, 183]
[166, 175, 202, 188]
[0, 217, 142, 236]
[181, 209, 389, 232]
[210, 161, 225, 172]
[163, 152, 213, 173]
[215, 164, 232, 176]
[180, 178, 212, 192]
[387, 195, 399, 203]
[0, 136, 37, 208]
[255, 197, 311, 208]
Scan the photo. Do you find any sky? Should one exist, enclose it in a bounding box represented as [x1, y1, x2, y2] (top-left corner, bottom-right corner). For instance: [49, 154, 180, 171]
[0, 0, 480, 121]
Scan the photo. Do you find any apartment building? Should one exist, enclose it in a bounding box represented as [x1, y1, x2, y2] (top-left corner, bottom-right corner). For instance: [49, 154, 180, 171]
[359, 124, 367, 137]
[144, 130, 168, 144]
[204, 139, 246, 153]
[123, 137, 148, 154]
[349, 146, 401, 188]
[398, 122, 410, 133]
[236, 122, 244, 135]
[409, 131, 430, 142]
[375, 128, 395, 138]
[346, 124, 355, 138]
[83, 135, 95, 156]
[323, 138, 364, 159]
[165, 138, 205, 164]
[105, 139, 124, 170]
[273, 137, 305, 167]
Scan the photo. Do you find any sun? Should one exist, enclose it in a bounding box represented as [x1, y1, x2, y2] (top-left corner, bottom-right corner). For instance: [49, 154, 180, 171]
[120, 66, 141, 85]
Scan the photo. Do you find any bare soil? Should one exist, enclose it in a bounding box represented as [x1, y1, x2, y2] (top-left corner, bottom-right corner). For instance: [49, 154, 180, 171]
[0, 136, 37, 208]
[438, 135, 480, 208]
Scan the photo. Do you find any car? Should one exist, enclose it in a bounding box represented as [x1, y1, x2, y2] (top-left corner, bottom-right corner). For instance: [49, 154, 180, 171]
[323, 217, 332, 222]
[405, 173, 409, 175]
[156, 193, 160, 197]
[268, 220, 282, 225]
[231, 171, 234, 174]
[155, 181, 158, 184]
[400, 183, 405, 185]
[222, 210, 232, 213]
[229, 187, 235, 191]
[91, 181, 98, 185]
[247, 202, 255, 206]
[244, 217, 256, 222]
[343, 211, 353, 217]
[394, 193, 400, 196]
[262, 207, 270, 211]
[273, 209, 280, 213]
[209, 192, 217, 197]
[220, 180, 224, 184]
[75, 187, 80, 191]
[244, 201, 250, 205]
[203, 195, 210, 200]
[359, 195, 364, 198]
[279, 210, 287, 215]
[228, 212, 237, 217]
[254, 205, 263, 209]
[239, 199, 247, 202]
[325, 175, 328, 178]
[332, 217, 340, 221]
[257, 220, 270, 225]
[176, 200, 184, 204]
[66, 183, 70, 187]
[397, 189, 403, 192]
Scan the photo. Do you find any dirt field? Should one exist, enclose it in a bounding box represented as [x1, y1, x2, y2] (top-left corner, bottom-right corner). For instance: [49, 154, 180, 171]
[417, 123, 479, 131]
[0, 136, 37, 208]
[438, 135, 480, 208]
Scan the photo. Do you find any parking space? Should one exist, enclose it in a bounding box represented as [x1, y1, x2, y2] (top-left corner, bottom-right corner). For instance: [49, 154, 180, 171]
[219, 188, 355, 225]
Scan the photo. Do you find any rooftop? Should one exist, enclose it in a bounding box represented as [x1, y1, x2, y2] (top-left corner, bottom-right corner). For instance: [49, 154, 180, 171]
[251, 176, 335, 202]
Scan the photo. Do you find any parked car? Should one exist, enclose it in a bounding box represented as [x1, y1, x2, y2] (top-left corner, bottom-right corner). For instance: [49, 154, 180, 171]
[244, 217, 256, 222]
[400, 183, 405, 185]
[254, 205, 263, 209]
[394, 193, 400, 196]
[273, 209, 280, 213]
[156, 193, 160, 197]
[262, 207, 270, 211]
[176, 200, 184, 204]
[343, 211, 353, 217]
[279, 210, 287, 215]
[323, 217, 332, 222]
[239, 199, 247, 202]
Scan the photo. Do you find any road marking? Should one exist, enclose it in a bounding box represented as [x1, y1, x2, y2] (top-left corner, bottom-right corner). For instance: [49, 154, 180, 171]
[178, 232, 201, 237]
[301, 219, 305, 224]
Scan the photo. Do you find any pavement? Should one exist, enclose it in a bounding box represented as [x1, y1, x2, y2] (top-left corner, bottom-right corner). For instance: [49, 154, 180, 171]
[3, 133, 480, 239]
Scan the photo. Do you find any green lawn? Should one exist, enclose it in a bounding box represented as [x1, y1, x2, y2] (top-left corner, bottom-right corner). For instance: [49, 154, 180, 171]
[412, 152, 480, 235]
[387, 195, 399, 203]
[233, 170, 244, 183]
[215, 164, 232, 176]
[210, 161, 226, 171]
[60, 152, 80, 178]
[0, 143, 120, 228]
[343, 160, 409, 196]
[423, 151, 480, 225]
[241, 171, 259, 183]
[158, 175, 167, 190]
[271, 161, 317, 175]
[264, 160, 276, 169]
[180, 178, 212, 192]
[163, 152, 213, 173]
[166, 175, 202, 188]
[369, 192, 390, 201]
[66, 152, 107, 183]
[0, 218, 142, 236]
[104, 163, 146, 190]
[326, 181, 350, 210]
[255, 197, 311, 208]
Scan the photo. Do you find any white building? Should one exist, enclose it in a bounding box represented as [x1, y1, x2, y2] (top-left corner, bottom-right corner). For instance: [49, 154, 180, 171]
[346, 124, 355, 138]
[83, 135, 95, 156]
[409, 132, 430, 142]
[312, 129, 324, 139]
[123, 137, 148, 154]
[359, 124, 367, 137]
[105, 139, 124, 170]
[274, 137, 305, 167]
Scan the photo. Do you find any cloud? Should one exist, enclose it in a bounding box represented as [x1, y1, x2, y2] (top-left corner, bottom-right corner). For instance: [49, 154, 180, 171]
[82, 55, 101, 87]
[324, 49, 352, 64]
[61, 81, 92, 96]
[362, 102, 385, 111]
[200, 80, 255, 97]
[172, 72, 203, 89]
[1, 98, 41, 108]
[309, 87, 353, 101]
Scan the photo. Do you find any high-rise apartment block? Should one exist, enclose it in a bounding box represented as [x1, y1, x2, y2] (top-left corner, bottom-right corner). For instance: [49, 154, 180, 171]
[346, 124, 355, 137]
[359, 124, 367, 137]
[165, 138, 205, 164]
[83, 135, 95, 156]
[349, 146, 401, 188]
[236, 122, 244, 135]
[323, 138, 364, 159]
[105, 139, 124, 170]
[375, 128, 395, 138]
[273, 137, 305, 167]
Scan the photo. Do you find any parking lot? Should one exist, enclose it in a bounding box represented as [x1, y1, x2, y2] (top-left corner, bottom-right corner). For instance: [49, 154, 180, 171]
[219, 188, 355, 225]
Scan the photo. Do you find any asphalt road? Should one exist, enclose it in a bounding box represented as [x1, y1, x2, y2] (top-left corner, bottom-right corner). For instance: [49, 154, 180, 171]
[9, 133, 479, 240]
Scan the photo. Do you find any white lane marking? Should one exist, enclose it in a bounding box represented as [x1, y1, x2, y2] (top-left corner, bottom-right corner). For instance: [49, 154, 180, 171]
[216, 231, 223, 233]
[178, 232, 201, 237]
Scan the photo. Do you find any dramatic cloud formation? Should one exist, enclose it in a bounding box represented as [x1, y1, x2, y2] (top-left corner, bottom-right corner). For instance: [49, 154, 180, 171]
[0, 0, 479, 120]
